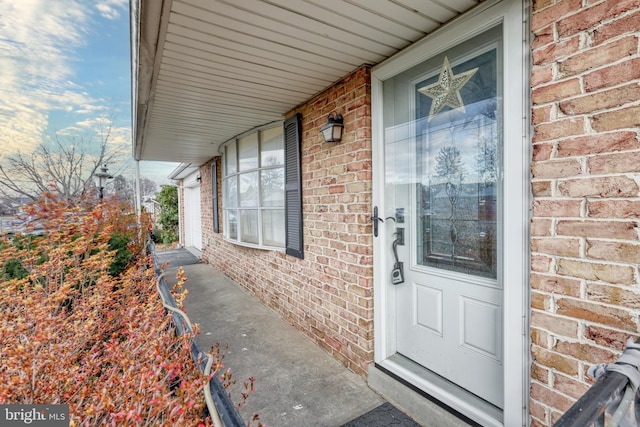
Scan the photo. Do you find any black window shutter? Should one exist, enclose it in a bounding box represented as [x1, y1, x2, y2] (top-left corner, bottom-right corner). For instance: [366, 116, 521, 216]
[212, 160, 219, 233]
[284, 113, 303, 259]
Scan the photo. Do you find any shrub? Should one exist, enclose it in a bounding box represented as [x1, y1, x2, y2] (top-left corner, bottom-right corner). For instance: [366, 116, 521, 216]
[0, 195, 212, 426]
[156, 185, 179, 244]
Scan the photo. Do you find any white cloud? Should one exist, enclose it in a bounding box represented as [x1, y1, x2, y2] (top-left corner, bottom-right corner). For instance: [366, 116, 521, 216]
[0, 0, 129, 160]
[0, 0, 90, 152]
[96, 0, 128, 20]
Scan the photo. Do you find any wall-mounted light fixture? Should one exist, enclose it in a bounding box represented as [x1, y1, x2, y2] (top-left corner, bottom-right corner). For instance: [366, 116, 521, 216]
[320, 112, 344, 143]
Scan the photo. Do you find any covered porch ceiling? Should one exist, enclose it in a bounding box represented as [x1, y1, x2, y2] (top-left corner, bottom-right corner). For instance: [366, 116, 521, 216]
[131, 0, 483, 166]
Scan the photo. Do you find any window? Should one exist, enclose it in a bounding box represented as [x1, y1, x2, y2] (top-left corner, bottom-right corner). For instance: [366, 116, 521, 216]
[222, 124, 286, 249]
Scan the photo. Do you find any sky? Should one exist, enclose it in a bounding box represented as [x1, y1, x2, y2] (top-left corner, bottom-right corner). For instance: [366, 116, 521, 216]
[0, 0, 176, 189]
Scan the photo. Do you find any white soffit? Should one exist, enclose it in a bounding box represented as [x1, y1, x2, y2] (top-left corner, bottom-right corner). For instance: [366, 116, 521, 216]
[133, 0, 482, 165]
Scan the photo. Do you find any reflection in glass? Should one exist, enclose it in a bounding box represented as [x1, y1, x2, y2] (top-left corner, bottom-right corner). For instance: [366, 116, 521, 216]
[261, 168, 284, 207]
[261, 128, 284, 166]
[225, 177, 237, 208]
[239, 171, 258, 208]
[415, 49, 499, 278]
[225, 142, 237, 175]
[240, 210, 259, 244]
[227, 209, 237, 240]
[238, 133, 259, 171]
[262, 209, 285, 247]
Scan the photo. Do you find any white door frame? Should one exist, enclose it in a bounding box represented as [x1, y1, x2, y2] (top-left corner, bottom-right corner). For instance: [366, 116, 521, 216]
[371, 1, 529, 425]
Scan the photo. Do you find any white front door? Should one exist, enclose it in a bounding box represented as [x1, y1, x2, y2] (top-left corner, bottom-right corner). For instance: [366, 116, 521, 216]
[389, 24, 504, 408]
[372, 1, 528, 424]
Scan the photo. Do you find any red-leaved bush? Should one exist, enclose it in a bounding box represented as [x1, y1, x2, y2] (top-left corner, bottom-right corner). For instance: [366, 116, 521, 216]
[0, 195, 221, 426]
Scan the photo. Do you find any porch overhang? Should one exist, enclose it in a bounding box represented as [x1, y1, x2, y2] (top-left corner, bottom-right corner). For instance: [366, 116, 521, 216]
[130, 0, 483, 167]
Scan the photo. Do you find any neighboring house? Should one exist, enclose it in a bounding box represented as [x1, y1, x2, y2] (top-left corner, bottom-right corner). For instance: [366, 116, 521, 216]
[130, 1, 640, 426]
[141, 196, 161, 225]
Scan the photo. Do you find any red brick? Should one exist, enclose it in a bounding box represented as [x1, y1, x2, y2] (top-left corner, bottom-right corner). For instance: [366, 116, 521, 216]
[532, 64, 555, 86]
[593, 10, 640, 45]
[532, 181, 552, 197]
[554, 340, 617, 364]
[532, 255, 553, 272]
[589, 151, 640, 174]
[557, 176, 639, 198]
[557, 220, 639, 240]
[533, 199, 582, 217]
[531, 159, 582, 179]
[532, 328, 552, 351]
[531, 346, 579, 376]
[553, 372, 590, 399]
[532, 78, 581, 103]
[587, 283, 640, 309]
[533, 105, 554, 125]
[557, 0, 640, 38]
[531, 361, 551, 385]
[592, 105, 640, 132]
[559, 36, 637, 77]
[532, 311, 580, 337]
[532, 291, 552, 310]
[531, 237, 580, 257]
[556, 297, 637, 330]
[531, 218, 553, 236]
[532, 23, 555, 50]
[533, 143, 554, 161]
[531, 0, 582, 33]
[586, 240, 640, 264]
[585, 325, 638, 352]
[532, 0, 555, 12]
[557, 258, 635, 284]
[588, 200, 640, 218]
[560, 83, 640, 116]
[557, 131, 638, 156]
[531, 273, 582, 297]
[529, 398, 550, 426]
[534, 118, 584, 142]
[585, 58, 640, 92]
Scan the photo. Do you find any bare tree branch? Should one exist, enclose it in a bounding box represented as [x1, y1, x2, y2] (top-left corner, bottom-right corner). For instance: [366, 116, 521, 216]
[0, 118, 121, 203]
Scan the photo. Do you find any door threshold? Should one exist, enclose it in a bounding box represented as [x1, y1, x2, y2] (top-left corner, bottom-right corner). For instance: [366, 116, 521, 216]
[371, 354, 503, 427]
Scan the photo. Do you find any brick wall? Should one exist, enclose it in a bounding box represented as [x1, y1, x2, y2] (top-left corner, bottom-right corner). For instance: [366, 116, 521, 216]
[530, 0, 640, 425]
[200, 65, 374, 376]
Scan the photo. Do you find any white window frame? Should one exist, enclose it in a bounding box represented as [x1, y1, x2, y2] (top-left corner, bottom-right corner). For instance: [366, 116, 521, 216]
[222, 122, 286, 251]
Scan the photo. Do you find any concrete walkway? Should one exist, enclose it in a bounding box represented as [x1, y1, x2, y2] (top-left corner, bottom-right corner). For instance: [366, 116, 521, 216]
[157, 248, 422, 427]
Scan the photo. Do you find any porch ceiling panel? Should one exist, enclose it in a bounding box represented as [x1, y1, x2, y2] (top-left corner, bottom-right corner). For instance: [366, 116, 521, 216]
[133, 0, 482, 165]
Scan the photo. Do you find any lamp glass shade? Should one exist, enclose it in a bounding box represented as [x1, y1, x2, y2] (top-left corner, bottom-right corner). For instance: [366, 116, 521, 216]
[320, 120, 344, 143]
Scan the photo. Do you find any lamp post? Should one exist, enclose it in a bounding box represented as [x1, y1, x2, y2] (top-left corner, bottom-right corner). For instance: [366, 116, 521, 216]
[94, 164, 113, 200]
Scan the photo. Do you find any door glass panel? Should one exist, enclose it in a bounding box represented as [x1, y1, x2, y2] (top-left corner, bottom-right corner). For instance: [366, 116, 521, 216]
[416, 48, 498, 278]
[383, 25, 502, 280]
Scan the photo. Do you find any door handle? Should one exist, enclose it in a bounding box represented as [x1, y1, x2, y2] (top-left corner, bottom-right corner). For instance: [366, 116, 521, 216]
[371, 206, 384, 237]
[391, 231, 404, 285]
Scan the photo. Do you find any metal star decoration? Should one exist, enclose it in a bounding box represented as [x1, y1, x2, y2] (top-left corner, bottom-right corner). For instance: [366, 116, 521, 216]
[418, 56, 478, 121]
